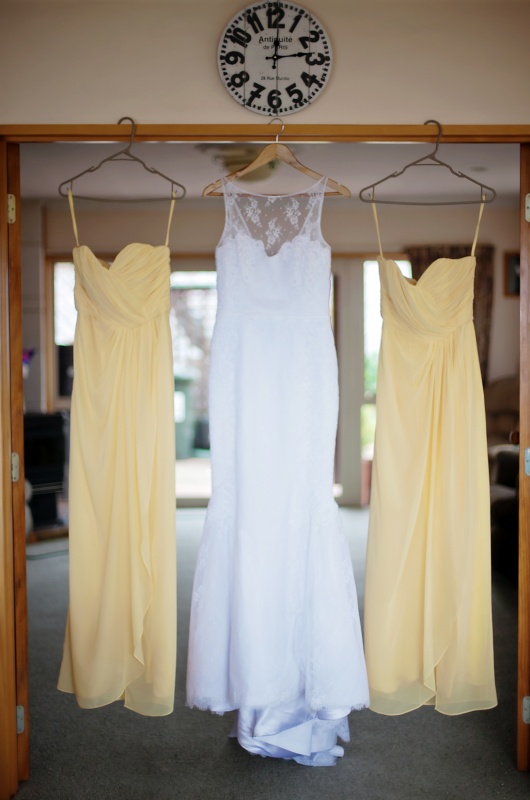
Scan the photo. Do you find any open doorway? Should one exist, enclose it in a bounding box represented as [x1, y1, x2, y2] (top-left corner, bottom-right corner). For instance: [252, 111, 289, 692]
[2, 131, 524, 792]
[20, 140, 522, 504]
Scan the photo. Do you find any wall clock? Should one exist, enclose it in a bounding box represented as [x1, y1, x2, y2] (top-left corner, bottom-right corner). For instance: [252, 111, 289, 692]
[218, 2, 332, 116]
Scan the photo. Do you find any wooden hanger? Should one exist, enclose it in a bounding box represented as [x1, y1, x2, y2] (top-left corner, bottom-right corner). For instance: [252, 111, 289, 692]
[202, 119, 351, 198]
[58, 117, 186, 202]
[358, 120, 496, 206]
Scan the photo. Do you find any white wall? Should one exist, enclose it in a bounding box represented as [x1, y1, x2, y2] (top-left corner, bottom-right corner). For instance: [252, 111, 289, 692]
[21, 201, 46, 411]
[2, 0, 530, 124]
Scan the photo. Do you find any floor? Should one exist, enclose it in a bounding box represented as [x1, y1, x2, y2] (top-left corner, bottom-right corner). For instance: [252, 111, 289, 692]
[18, 508, 530, 800]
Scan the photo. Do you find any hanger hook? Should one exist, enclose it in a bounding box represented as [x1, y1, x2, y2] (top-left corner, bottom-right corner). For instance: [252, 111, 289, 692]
[268, 116, 285, 143]
[424, 119, 442, 156]
[117, 116, 137, 152]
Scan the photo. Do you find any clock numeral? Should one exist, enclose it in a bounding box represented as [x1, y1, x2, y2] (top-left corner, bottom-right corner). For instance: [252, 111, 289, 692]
[266, 5, 285, 28]
[299, 29, 320, 49]
[246, 10, 264, 34]
[227, 27, 252, 48]
[231, 70, 250, 88]
[305, 52, 329, 67]
[301, 71, 323, 89]
[221, 50, 245, 66]
[267, 88, 282, 111]
[246, 82, 265, 106]
[286, 83, 304, 105]
[289, 13, 303, 33]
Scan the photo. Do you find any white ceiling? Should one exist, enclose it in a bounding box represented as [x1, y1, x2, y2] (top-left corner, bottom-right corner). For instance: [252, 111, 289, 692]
[20, 141, 520, 207]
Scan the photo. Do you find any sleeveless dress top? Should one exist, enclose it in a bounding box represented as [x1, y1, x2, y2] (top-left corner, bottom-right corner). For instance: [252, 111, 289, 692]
[364, 202, 497, 715]
[186, 177, 369, 766]
[57, 191, 177, 716]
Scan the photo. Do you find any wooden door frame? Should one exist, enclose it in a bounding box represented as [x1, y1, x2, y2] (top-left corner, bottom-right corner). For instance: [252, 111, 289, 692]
[0, 140, 28, 800]
[1, 124, 529, 799]
[7, 142, 29, 785]
[518, 143, 530, 768]
[1, 123, 530, 143]
[0, 142, 18, 800]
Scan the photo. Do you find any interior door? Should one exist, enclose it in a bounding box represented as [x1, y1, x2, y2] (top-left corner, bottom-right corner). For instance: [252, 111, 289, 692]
[0, 143, 19, 800]
[7, 142, 30, 783]
[518, 143, 530, 771]
[0, 141, 28, 800]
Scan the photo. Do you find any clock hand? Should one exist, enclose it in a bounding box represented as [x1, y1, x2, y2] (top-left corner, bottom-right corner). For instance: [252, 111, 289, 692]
[270, 36, 280, 69]
[265, 52, 307, 61]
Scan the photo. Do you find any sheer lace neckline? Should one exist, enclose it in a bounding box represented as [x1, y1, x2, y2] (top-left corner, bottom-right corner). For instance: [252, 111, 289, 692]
[221, 177, 327, 257]
[222, 175, 327, 198]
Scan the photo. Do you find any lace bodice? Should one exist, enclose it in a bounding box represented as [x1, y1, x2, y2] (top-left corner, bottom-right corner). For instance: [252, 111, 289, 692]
[216, 177, 331, 319]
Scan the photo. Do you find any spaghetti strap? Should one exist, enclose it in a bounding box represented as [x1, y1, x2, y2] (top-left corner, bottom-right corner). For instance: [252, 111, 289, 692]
[165, 191, 176, 247]
[67, 189, 80, 247]
[471, 199, 485, 257]
[370, 201, 385, 258]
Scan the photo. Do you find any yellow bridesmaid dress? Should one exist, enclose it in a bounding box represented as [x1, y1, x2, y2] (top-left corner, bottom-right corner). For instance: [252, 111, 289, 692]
[57, 191, 177, 716]
[364, 203, 497, 715]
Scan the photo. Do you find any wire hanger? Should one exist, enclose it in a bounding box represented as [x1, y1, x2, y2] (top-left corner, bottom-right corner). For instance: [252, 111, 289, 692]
[58, 117, 186, 201]
[202, 118, 351, 198]
[358, 120, 496, 206]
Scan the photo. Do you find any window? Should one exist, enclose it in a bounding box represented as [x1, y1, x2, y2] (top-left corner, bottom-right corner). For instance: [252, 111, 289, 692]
[169, 271, 217, 456]
[53, 263, 77, 346]
[361, 259, 412, 460]
[50, 261, 76, 404]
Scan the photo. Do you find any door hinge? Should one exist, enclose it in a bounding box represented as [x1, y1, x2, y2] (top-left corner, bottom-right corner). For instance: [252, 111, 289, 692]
[526, 193, 530, 223]
[7, 193, 16, 224]
[16, 705, 25, 734]
[11, 452, 20, 482]
[525, 448, 530, 477]
[524, 696, 530, 725]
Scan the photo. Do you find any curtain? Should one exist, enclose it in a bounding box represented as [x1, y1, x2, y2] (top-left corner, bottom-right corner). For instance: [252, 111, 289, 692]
[406, 244, 494, 384]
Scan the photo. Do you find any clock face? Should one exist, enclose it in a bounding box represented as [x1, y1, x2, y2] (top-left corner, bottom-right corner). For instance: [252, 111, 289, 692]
[218, 2, 332, 116]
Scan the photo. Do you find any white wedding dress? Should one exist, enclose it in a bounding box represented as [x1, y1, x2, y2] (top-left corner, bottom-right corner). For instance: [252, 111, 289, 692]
[186, 177, 369, 766]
